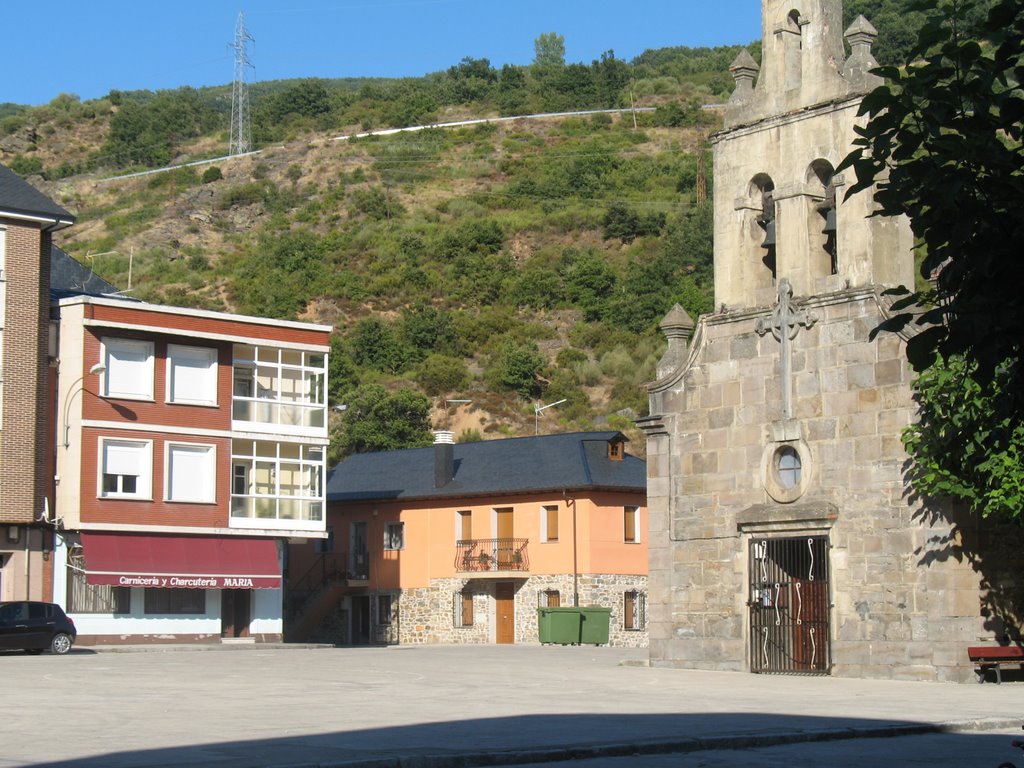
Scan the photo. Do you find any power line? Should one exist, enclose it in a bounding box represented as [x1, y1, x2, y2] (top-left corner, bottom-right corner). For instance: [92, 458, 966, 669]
[229, 11, 255, 156]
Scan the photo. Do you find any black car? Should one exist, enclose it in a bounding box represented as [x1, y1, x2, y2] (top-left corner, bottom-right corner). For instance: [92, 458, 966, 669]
[0, 601, 76, 654]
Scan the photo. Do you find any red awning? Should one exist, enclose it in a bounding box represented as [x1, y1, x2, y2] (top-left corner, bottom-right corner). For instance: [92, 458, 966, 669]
[80, 533, 281, 589]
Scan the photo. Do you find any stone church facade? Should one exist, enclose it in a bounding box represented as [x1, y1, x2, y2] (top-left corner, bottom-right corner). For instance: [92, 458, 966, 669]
[639, 0, 1023, 682]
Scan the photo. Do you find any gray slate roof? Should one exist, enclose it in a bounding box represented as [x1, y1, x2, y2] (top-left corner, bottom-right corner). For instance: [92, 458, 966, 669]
[50, 245, 120, 298]
[327, 431, 647, 503]
[0, 164, 74, 224]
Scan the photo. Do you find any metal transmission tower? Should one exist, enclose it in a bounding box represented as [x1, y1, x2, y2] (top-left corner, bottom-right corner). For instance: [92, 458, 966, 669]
[229, 11, 254, 155]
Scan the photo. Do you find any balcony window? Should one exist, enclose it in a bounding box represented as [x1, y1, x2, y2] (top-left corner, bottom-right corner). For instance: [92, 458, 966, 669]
[230, 439, 324, 528]
[231, 345, 326, 431]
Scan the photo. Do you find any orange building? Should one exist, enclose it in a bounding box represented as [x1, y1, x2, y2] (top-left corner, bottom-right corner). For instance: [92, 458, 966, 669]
[288, 431, 648, 646]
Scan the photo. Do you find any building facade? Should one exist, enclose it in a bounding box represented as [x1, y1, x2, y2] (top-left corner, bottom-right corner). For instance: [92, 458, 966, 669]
[0, 165, 75, 602]
[288, 431, 648, 647]
[51, 296, 331, 644]
[640, 0, 1023, 682]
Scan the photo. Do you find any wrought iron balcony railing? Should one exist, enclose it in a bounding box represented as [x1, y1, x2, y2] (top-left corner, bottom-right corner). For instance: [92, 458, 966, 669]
[455, 538, 530, 573]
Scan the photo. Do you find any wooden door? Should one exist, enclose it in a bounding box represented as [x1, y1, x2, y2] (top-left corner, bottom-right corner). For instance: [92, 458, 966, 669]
[496, 582, 515, 644]
[496, 508, 514, 568]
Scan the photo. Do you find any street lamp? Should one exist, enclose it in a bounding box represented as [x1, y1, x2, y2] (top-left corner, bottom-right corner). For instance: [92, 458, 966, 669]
[62, 362, 106, 448]
[534, 398, 567, 435]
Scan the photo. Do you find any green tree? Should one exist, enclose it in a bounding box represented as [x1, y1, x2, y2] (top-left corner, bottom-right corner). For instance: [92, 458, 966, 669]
[561, 249, 618, 321]
[350, 317, 409, 374]
[903, 356, 1024, 521]
[101, 87, 218, 169]
[401, 304, 457, 358]
[230, 230, 325, 318]
[840, 0, 1023, 400]
[592, 50, 630, 108]
[334, 385, 434, 458]
[533, 32, 566, 70]
[415, 354, 471, 396]
[839, 0, 1024, 520]
[485, 338, 545, 398]
[268, 79, 331, 123]
[496, 64, 530, 115]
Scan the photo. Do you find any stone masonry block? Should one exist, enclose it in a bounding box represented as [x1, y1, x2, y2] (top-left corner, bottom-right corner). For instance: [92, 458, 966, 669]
[701, 384, 724, 409]
[692, 450, 716, 475]
[874, 358, 904, 386]
[820, 367, 848, 393]
[847, 362, 876, 389]
[741, 376, 766, 405]
[820, 321, 854, 346]
[708, 407, 734, 429]
[730, 334, 759, 359]
[837, 342, 876, 365]
[807, 418, 837, 440]
[722, 381, 742, 407]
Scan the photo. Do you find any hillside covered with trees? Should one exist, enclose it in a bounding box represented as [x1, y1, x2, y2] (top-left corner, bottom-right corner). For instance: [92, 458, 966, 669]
[0, 0, 963, 458]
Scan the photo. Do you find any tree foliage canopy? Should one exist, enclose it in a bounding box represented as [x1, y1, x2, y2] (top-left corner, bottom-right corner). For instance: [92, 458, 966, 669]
[839, 0, 1024, 520]
[840, 0, 1024, 394]
[334, 385, 434, 459]
[904, 355, 1024, 521]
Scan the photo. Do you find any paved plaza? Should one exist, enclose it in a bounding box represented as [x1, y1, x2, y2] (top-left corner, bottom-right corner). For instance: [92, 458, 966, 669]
[2, 644, 1022, 767]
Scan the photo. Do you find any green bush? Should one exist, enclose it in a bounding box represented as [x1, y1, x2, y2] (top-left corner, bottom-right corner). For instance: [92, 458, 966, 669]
[8, 155, 43, 177]
[485, 338, 545, 398]
[201, 165, 222, 183]
[349, 317, 411, 374]
[415, 354, 470, 396]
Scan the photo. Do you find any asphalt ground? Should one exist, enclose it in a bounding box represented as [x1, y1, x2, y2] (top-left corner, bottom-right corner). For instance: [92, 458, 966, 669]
[2, 644, 1022, 768]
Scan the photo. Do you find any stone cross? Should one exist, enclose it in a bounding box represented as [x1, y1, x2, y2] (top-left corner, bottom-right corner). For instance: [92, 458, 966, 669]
[756, 279, 817, 420]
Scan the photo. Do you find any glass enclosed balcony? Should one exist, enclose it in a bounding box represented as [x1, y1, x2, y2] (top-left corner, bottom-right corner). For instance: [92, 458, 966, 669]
[232, 345, 327, 436]
[229, 440, 325, 532]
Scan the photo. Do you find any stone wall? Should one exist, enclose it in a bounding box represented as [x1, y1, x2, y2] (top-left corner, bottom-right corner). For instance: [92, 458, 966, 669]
[392, 574, 648, 647]
[644, 290, 1024, 682]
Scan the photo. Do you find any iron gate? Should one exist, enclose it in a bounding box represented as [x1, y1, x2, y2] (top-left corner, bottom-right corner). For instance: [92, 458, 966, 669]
[748, 535, 831, 674]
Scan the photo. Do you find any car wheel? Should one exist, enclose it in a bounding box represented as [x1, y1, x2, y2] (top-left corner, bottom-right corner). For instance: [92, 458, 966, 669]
[23, 648, 44, 655]
[50, 633, 73, 655]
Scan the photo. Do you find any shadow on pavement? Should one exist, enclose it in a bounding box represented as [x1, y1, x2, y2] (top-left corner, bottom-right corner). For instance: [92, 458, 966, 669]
[34, 712, 1020, 768]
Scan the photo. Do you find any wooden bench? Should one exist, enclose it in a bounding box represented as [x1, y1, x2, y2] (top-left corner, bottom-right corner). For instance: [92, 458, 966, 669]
[968, 645, 1024, 684]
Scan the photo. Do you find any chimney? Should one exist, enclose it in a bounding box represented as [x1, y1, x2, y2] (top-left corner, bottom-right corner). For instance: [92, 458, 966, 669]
[433, 430, 454, 488]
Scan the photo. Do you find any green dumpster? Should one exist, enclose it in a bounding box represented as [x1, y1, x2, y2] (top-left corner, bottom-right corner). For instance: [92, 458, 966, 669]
[537, 607, 582, 645]
[579, 606, 611, 645]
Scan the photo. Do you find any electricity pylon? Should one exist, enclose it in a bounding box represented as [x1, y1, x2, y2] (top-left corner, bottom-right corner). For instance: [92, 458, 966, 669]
[229, 11, 254, 156]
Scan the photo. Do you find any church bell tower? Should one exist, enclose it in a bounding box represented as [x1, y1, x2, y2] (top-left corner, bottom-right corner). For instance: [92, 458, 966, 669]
[712, 0, 913, 310]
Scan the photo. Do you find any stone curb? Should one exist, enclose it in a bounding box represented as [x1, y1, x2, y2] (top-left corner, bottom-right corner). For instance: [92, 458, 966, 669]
[269, 719, 1021, 768]
[83, 642, 337, 653]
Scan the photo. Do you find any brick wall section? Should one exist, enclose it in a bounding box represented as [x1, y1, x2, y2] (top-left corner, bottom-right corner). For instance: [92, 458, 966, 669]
[0, 220, 49, 524]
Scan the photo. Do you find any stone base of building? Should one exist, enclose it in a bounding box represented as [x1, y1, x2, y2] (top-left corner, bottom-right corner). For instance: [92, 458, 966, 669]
[392, 573, 648, 647]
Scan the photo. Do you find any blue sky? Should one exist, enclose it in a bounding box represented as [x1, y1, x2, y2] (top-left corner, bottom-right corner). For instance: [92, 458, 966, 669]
[5, 1, 762, 106]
